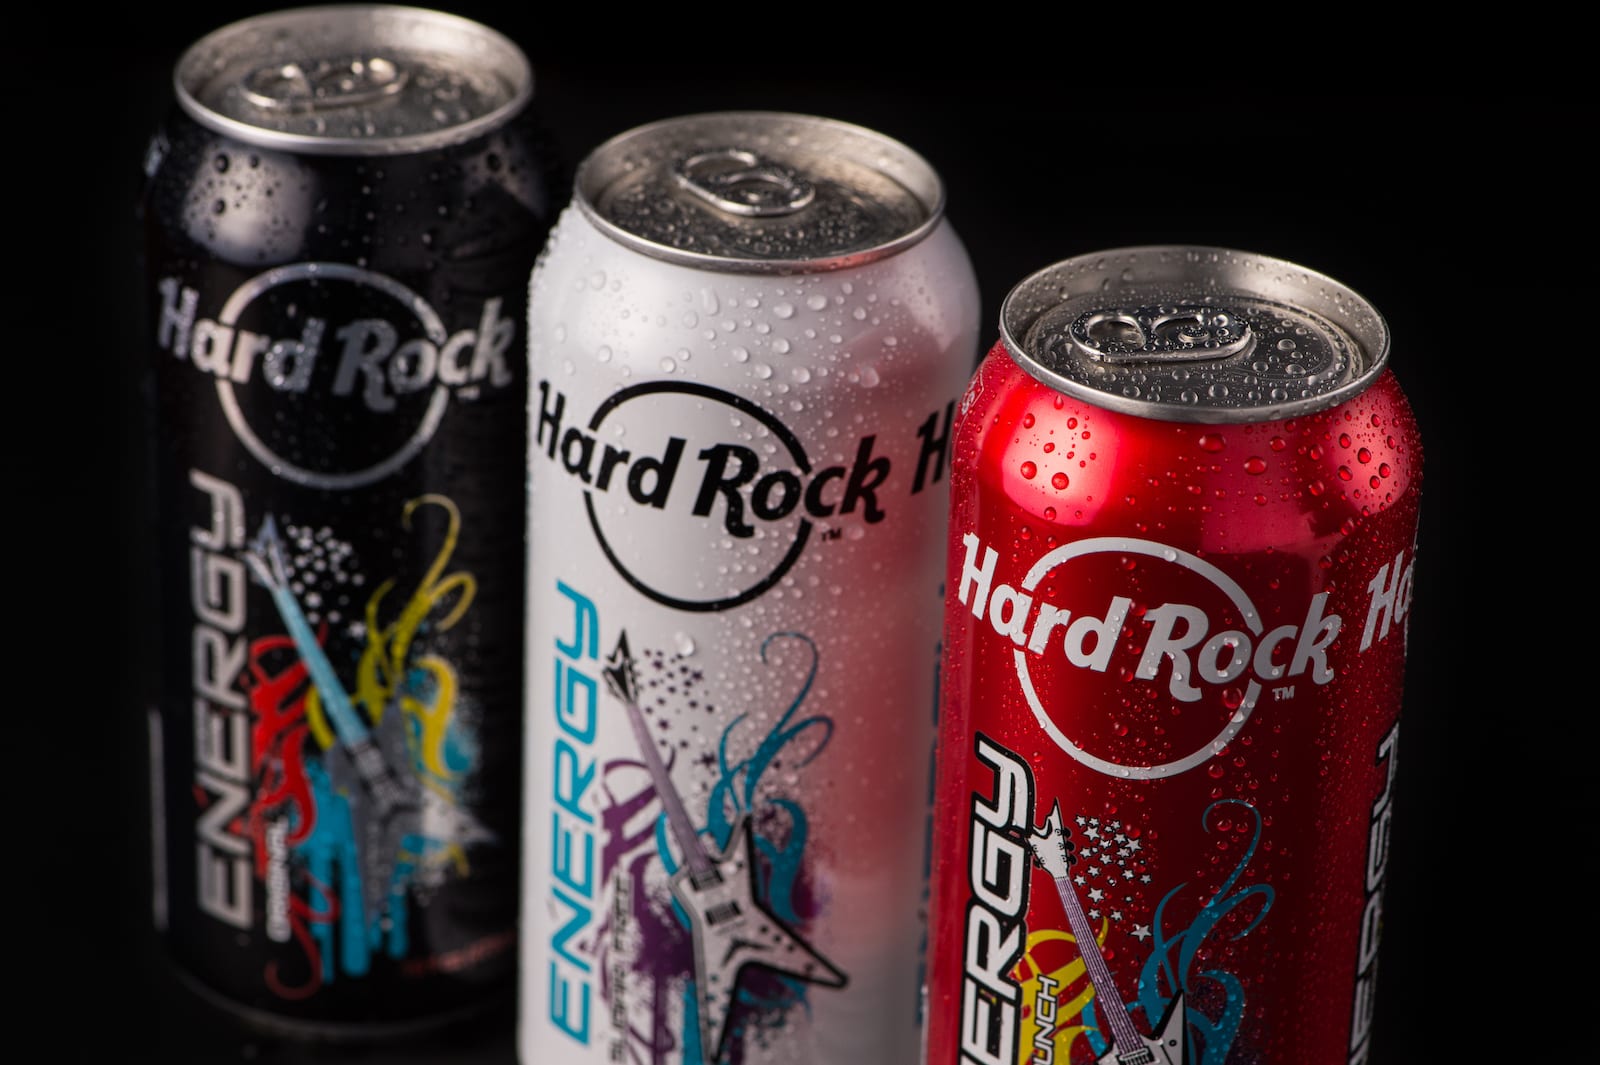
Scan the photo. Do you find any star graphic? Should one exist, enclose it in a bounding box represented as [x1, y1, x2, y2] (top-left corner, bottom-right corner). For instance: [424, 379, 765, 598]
[1111, 910, 1123, 922]
[1088, 888, 1104, 902]
[1132, 924, 1152, 942]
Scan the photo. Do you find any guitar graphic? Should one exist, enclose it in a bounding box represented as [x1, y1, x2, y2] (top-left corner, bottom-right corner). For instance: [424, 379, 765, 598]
[1029, 800, 1187, 1065]
[243, 515, 492, 932]
[600, 632, 847, 1063]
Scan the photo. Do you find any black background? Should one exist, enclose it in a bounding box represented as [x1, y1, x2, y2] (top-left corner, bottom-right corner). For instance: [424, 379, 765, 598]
[11, 6, 1575, 1063]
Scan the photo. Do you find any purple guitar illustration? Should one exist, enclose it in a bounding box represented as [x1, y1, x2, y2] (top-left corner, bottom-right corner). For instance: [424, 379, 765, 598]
[601, 632, 847, 1062]
[1029, 800, 1187, 1065]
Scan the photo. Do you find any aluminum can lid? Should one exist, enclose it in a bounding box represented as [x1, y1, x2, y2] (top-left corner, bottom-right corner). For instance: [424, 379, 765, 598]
[575, 111, 944, 273]
[174, 4, 532, 156]
[1000, 246, 1390, 423]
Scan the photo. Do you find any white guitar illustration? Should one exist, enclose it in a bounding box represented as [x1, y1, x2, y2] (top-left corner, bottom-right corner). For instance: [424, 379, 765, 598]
[1029, 800, 1187, 1065]
[601, 632, 847, 1063]
[243, 515, 493, 929]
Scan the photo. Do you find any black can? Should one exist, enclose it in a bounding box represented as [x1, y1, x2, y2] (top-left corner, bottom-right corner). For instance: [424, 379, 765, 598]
[140, 4, 559, 1036]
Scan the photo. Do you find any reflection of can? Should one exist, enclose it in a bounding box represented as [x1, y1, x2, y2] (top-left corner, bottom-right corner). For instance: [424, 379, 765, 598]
[140, 5, 559, 1036]
[925, 248, 1423, 1065]
[519, 112, 980, 1065]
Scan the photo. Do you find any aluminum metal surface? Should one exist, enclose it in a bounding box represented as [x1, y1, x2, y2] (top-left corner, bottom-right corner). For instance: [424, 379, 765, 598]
[575, 111, 944, 273]
[174, 4, 532, 156]
[1000, 246, 1391, 424]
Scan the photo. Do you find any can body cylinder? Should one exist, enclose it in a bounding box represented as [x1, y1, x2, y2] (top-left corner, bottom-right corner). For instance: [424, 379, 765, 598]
[923, 247, 1423, 1065]
[518, 112, 982, 1065]
[140, 4, 560, 1035]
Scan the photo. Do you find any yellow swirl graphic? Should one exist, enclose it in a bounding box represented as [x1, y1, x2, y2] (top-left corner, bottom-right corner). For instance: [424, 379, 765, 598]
[305, 494, 475, 803]
[1014, 924, 1107, 1063]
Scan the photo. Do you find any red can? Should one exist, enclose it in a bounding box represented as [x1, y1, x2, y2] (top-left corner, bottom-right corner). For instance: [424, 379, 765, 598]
[924, 247, 1421, 1065]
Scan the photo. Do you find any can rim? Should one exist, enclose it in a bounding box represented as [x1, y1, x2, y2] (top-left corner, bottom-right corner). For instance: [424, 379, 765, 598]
[999, 245, 1392, 424]
[574, 110, 947, 274]
[174, 3, 533, 157]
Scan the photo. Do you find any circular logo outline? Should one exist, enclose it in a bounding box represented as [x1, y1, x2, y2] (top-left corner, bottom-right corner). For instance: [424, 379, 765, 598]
[215, 262, 450, 490]
[583, 380, 812, 613]
[1013, 536, 1263, 780]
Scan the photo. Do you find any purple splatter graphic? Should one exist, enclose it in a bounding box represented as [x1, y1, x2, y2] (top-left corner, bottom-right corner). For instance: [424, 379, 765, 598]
[594, 633, 839, 1064]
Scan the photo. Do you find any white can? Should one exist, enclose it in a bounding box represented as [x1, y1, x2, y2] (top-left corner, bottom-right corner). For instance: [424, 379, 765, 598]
[518, 112, 981, 1065]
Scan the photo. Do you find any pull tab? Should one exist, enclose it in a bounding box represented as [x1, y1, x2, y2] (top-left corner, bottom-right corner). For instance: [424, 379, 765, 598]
[1070, 304, 1255, 364]
[241, 56, 408, 112]
[673, 148, 816, 218]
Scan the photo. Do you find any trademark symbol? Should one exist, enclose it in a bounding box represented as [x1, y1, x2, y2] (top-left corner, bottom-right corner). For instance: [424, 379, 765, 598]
[821, 527, 843, 542]
[1273, 685, 1296, 701]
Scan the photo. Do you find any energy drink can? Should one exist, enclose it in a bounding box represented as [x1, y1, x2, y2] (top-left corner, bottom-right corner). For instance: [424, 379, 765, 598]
[519, 111, 981, 1064]
[140, 3, 559, 1036]
[924, 246, 1423, 1064]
